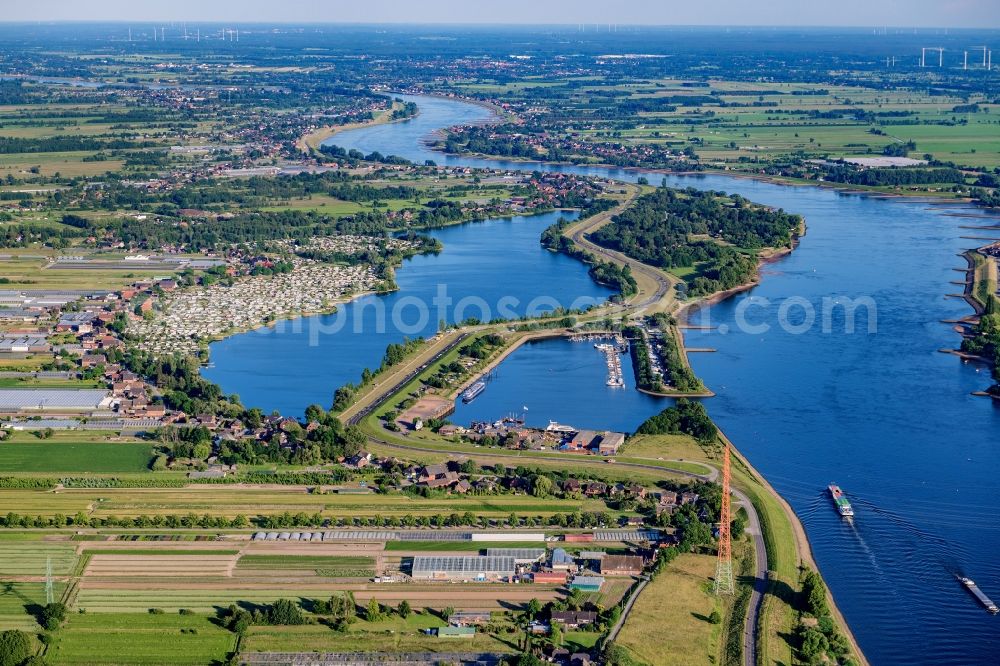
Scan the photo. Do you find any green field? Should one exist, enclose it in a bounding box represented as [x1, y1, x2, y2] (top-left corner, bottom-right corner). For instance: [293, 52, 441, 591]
[615, 555, 721, 664]
[241, 614, 517, 655]
[0, 542, 78, 576]
[236, 555, 375, 577]
[0, 441, 154, 473]
[47, 613, 236, 665]
[0, 485, 616, 519]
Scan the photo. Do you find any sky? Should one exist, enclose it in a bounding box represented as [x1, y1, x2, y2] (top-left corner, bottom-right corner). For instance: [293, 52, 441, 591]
[4, 0, 999, 29]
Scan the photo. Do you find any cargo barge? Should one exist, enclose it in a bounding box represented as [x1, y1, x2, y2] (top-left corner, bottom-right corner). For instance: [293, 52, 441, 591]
[828, 484, 854, 517]
[461, 381, 486, 403]
[957, 575, 999, 614]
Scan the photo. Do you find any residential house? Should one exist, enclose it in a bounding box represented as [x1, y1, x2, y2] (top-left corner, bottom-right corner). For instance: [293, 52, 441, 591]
[550, 611, 598, 629]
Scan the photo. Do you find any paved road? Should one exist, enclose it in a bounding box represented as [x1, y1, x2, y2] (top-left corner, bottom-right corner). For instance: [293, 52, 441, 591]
[605, 577, 648, 644]
[564, 186, 675, 313]
[732, 487, 768, 666]
[346, 332, 471, 425]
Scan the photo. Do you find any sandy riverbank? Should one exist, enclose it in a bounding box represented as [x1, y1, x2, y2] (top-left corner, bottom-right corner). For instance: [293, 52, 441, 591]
[296, 99, 418, 155]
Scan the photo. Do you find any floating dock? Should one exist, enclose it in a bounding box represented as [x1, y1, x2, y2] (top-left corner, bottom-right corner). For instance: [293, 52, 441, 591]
[595, 342, 625, 387]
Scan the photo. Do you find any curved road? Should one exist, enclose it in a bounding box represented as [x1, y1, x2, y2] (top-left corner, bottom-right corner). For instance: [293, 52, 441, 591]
[564, 184, 676, 313]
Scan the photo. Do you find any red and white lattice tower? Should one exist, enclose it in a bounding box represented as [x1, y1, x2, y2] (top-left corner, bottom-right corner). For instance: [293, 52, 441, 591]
[714, 442, 734, 595]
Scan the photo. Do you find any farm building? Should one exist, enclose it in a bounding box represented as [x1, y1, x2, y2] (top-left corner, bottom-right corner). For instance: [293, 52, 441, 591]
[470, 532, 545, 542]
[569, 575, 604, 592]
[485, 548, 546, 563]
[0, 389, 113, 413]
[578, 551, 606, 561]
[592, 529, 659, 542]
[411, 556, 516, 581]
[563, 533, 594, 543]
[438, 626, 476, 638]
[599, 555, 645, 575]
[550, 548, 576, 570]
[532, 571, 568, 584]
[0, 336, 50, 353]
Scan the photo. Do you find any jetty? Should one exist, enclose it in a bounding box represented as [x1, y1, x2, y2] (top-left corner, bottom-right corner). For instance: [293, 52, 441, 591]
[595, 342, 625, 387]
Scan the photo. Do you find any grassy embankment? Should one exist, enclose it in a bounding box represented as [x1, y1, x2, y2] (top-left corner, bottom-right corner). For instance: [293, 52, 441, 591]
[619, 434, 863, 666]
[968, 250, 999, 314]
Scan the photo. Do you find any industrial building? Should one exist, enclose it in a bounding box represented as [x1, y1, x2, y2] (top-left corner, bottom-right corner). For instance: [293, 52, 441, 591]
[411, 556, 516, 582]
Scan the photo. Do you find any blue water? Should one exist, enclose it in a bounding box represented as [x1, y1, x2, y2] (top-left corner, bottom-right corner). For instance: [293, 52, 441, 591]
[208, 94, 1000, 663]
[451, 336, 665, 433]
[203, 209, 615, 416]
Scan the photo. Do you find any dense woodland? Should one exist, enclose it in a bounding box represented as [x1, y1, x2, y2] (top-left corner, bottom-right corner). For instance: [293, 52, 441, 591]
[539, 202, 637, 298]
[591, 186, 801, 297]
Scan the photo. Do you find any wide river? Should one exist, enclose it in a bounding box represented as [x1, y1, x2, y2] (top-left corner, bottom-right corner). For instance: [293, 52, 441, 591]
[207, 94, 1000, 664]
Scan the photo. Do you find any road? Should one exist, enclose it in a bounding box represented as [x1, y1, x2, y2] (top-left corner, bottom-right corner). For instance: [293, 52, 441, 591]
[345, 332, 471, 425]
[732, 487, 768, 666]
[563, 184, 676, 313]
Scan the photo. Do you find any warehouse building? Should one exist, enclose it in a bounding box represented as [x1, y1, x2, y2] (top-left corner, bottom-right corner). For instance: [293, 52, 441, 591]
[411, 556, 516, 582]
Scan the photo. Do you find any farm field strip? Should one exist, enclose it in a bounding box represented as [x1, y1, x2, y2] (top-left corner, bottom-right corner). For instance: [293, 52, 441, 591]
[83, 554, 237, 578]
[73, 585, 563, 612]
[0, 486, 608, 517]
[0, 544, 78, 575]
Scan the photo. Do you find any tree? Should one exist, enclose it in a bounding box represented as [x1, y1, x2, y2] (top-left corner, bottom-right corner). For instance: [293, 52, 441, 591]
[0, 630, 31, 666]
[526, 598, 542, 620]
[800, 627, 829, 662]
[441, 606, 455, 621]
[802, 570, 829, 617]
[397, 600, 411, 618]
[708, 609, 722, 624]
[531, 475, 553, 497]
[266, 599, 305, 625]
[366, 598, 383, 622]
[39, 602, 67, 631]
[550, 622, 563, 647]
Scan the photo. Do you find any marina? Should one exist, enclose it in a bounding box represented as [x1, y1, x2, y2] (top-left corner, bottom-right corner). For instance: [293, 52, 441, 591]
[595, 337, 628, 388]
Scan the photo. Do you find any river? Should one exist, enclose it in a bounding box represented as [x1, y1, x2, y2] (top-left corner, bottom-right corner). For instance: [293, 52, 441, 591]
[209, 93, 1000, 664]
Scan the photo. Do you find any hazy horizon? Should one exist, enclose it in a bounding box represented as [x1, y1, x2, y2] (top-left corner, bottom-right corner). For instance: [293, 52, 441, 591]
[5, 0, 1000, 30]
